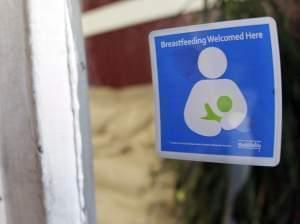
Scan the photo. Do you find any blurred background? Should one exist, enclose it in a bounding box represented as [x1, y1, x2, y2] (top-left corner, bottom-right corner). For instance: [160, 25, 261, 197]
[81, 0, 300, 223]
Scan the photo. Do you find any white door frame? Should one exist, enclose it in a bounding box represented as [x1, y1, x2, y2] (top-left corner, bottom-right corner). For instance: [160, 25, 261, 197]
[0, 0, 96, 223]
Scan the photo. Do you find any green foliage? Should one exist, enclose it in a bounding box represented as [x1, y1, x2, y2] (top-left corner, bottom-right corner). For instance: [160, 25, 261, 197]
[175, 0, 300, 223]
[219, 0, 266, 20]
[175, 163, 228, 224]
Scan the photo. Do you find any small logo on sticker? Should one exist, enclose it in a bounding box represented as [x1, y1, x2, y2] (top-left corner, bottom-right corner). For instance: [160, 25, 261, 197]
[238, 140, 262, 150]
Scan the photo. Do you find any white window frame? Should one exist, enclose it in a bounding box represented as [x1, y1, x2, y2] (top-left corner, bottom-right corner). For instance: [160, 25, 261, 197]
[0, 1, 96, 223]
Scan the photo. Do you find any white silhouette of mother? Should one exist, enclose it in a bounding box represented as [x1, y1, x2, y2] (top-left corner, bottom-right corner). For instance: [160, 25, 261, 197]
[184, 47, 248, 137]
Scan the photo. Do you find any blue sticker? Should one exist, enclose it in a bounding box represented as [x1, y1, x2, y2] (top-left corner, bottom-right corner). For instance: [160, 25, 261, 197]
[149, 17, 282, 167]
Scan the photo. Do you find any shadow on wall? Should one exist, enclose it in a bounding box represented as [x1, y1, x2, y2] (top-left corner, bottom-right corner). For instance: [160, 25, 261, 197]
[90, 84, 177, 224]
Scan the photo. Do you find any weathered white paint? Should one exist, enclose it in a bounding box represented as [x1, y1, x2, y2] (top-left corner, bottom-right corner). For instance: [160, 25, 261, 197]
[68, 0, 97, 222]
[82, 0, 216, 37]
[27, 0, 96, 223]
[65, 3, 87, 223]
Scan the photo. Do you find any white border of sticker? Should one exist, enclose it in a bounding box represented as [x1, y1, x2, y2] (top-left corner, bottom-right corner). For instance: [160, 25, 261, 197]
[149, 17, 282, 167]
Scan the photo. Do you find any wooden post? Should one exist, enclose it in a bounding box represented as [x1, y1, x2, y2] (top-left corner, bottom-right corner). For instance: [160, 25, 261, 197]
[0, 1, 96, 224]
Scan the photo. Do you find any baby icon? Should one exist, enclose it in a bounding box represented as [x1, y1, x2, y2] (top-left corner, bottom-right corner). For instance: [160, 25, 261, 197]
[184, 47, 248, 137]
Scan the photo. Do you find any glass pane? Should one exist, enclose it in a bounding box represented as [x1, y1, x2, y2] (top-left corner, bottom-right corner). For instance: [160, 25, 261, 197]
[82, 1, 300, 223]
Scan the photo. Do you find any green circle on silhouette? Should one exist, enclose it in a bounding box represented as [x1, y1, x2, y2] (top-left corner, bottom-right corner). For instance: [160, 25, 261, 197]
[217, 96, 233, 112]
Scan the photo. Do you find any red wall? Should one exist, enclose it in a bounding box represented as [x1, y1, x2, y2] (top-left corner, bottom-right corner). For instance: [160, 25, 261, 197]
[84, 1, 199, 87]
[83, 0, 119, 11]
